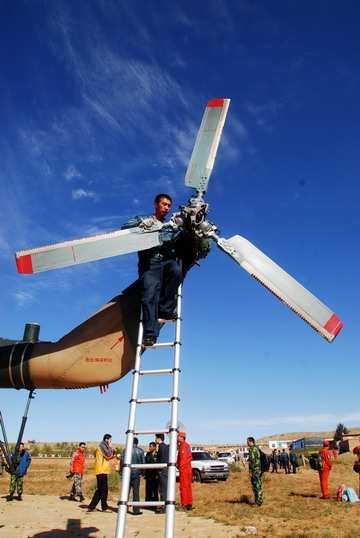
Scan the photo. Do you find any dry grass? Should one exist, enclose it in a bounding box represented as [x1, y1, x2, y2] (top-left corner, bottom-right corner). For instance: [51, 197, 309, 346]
[1, 453, 360, 537]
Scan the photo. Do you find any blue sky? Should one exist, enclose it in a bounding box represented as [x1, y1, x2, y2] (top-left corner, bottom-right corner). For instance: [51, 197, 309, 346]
[1, 0, 359, 446]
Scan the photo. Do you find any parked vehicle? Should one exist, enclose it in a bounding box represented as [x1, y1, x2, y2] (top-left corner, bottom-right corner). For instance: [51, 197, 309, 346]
[190, 450, 229, 483]
[217, 451, 235, 464]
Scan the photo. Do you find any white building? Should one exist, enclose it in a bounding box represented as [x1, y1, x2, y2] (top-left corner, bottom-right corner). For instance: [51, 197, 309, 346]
[268, 439, 294, 450]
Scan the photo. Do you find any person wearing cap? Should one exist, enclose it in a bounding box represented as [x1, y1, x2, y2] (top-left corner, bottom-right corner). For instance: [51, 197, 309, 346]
[318, 441, 332, 499]
[176, 432, 193, 510]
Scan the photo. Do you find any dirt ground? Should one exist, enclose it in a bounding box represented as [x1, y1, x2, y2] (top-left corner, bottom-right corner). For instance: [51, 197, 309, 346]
[0, 494, 248, 538]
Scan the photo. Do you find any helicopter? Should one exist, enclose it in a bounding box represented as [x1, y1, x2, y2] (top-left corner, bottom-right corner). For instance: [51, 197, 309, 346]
[0, 98, 343, 393]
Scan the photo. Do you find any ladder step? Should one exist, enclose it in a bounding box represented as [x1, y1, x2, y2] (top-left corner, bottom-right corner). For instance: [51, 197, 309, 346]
[135, 429, 169, 435]
[142, 342, 175, 349]
[128, 501, 165, 507]
[139, 369, 173, 375]
[158, 318, 176, 323]
[131, 463, 167, 469]
[137, 398, 171, 404]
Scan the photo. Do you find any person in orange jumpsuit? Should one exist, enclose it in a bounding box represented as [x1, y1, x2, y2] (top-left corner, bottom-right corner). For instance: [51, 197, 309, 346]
[319, 441, 332, 499]
[176, 432, 193, 510]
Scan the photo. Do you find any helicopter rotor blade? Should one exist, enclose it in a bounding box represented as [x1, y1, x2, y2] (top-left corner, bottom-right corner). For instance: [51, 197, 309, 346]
[185, 98, 230, 197]
[15, 227, 162, 274]
[214, 234, 343, 342]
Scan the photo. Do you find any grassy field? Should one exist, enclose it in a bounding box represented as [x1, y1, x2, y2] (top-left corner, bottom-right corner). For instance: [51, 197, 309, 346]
[1, 452, 359, 537]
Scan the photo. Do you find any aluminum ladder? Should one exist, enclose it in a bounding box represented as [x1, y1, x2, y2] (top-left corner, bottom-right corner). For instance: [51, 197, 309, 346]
[115, 282, 183, 538]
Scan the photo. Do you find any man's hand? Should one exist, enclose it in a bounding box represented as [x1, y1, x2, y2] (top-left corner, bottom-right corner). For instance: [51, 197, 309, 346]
[139, 218, 155, 229]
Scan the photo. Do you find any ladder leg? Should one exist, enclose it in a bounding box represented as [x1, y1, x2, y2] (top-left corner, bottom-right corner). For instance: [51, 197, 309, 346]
[115, 277, 184, 538]
[165, 283, 183, 538]
[115, 319, 144, 538]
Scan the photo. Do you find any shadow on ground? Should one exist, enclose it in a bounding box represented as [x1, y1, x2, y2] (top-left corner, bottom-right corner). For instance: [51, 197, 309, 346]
[30, 519, 99, 537]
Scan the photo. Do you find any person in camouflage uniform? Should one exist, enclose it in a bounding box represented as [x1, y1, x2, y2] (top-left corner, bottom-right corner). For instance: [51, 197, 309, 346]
[7, 443, 31, 501]
[247, 437, 263, 506]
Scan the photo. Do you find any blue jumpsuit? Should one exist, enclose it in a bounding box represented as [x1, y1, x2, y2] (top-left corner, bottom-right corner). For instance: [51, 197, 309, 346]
[121, 215, 182, 339]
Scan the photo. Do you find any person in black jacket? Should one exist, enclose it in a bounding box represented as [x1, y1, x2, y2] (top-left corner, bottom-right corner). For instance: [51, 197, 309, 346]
[281, 449, 290, 474]
[155, 434, 169, 514]
[271, 449, 278, 473]
[145, 442, 159, 505]
[289, 447, 298, 474]
[121, 437, 145, 515]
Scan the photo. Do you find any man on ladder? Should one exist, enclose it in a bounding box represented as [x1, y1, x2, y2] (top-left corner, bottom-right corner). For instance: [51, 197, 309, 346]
[121, 193, 182, 347]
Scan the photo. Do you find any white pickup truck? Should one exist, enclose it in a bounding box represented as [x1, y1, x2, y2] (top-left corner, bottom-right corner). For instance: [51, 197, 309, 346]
[190, 450, 229, 483]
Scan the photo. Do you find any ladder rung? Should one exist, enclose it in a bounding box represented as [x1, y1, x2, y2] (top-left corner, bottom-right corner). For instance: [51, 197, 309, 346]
[128, 501, 165, 507]
[135, 429, 169, 435]
[144, 342, 175, 349]
[137, 398, 171, 404]
[158, 318, 176, 323]
[131, 463, 167, 469]
[139, 369, 173, 375]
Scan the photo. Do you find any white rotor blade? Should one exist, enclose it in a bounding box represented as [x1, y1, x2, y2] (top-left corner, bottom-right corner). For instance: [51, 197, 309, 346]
[15, 227, 161, 274]
[214, 234, 343, 342]
[185, 98, 230, 195]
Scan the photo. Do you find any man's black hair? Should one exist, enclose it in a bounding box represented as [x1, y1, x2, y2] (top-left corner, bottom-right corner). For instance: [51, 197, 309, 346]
[134, 437, 139, 445]
[103, 434, 112, 441]
[79, 442, 86, 447]
[154, 193, 172, 204]
[149, 442, 156, 448]
[247, 436, 255, 443]
[156, 433, 165, 441]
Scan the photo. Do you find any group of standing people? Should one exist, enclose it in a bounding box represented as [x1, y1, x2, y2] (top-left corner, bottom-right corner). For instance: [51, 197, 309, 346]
[118, 432, 193, 515]
[80, 431, 193, 514]
[270, 448, 298, 474]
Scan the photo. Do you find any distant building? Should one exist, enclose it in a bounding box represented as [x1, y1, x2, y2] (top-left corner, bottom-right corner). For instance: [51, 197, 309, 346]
[268, 439, 294, 450]
[236, 444, 249, 457]
[339, 433, 360, 454]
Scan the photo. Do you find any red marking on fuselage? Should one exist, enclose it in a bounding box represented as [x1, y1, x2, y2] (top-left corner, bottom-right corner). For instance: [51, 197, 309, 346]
[16, 254, 34, 274]
[207, 99, 224, 107]
[110, 336, 125, 350]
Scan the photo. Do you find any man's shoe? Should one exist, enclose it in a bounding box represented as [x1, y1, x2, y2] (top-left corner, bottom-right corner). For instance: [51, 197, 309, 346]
[69, 494, 76, 501]
[79, 495, 85, 502]
[17, 494, 22, 501]
[132, 511, 143, 515]
[155, 508, 166, 514]
[186, 504, 192, 511]
[142, 336, 157, 347]
[158, 311, 176, 320]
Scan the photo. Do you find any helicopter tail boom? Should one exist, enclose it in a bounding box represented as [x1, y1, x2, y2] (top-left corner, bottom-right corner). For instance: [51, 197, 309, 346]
[0, 281, 141, 389]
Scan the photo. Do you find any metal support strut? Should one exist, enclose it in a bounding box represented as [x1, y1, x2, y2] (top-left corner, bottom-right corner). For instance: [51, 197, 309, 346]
[115, 281, 183, 538]
[0, 389, 35, 474]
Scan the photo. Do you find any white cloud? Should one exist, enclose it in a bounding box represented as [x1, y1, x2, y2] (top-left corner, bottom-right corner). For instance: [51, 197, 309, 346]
[12, 291, 36, 307]
[64, 165, 82, 181]
[72, 188, 97, 200]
